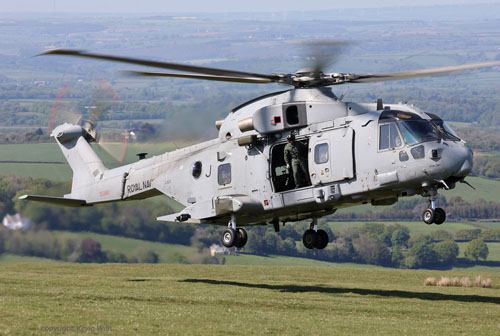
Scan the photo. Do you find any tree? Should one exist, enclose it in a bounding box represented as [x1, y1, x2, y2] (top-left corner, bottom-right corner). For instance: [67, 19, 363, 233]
[464, 239, 489, 261]
[454, 229, 482, 241]
[406, 241, 437, 268]
[433, 240, 459, 265]
[430, 230, 453, 242]
[79, 239, 106, 263]
[133, 247, 159, 263]
[391, 229, 410, 247]
[278, 237, 298, 256]
[360, 223, 385, 240]
[353, 234, 391, 266]
[263, 229, 278, 253]
[0, 228, 5, 254]
[479, 229, 500, 241]
[391, 245, 405, 267]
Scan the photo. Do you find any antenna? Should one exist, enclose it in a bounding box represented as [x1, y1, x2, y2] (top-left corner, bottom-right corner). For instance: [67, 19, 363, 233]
[339, 86, 349, 101]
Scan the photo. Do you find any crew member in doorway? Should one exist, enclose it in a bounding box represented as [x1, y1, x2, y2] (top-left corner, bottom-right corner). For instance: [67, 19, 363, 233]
[284, 134, 308, 188]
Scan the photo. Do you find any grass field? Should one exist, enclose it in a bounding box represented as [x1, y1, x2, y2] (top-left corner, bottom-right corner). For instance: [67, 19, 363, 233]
[0, 263, 499, 335]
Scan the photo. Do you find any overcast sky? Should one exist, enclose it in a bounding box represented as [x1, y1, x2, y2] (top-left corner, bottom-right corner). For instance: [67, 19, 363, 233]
[2, 0, 499, 13]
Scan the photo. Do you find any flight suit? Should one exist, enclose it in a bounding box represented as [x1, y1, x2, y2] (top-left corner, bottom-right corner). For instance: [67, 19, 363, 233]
[284, 141, 308, 188]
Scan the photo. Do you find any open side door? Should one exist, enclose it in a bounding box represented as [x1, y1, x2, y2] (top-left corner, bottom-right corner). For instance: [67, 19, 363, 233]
[309, 127, 354, 185]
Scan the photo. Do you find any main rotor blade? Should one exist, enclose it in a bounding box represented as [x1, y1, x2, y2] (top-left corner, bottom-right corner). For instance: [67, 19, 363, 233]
[39, 49, 279, 81]
[123, 70, 274, 84]
[349, 61, 500, 83]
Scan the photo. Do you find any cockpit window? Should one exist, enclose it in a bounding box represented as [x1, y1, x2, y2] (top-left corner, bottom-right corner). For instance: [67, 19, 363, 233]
[379, 123, 403, 150]
[426, 115, 461, 141]
[379, 110, 440, 146]
[397, 120, 439, 145]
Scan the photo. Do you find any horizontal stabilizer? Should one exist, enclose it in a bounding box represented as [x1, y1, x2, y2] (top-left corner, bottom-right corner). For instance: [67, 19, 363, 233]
[18, 195, 89, 207]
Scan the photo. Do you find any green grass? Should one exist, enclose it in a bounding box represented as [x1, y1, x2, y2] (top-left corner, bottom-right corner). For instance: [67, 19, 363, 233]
[443, 176, 500, 203]
[479, 222, 500, 229]
[226, 253, 377, 268]
[0, 263, 499, 335]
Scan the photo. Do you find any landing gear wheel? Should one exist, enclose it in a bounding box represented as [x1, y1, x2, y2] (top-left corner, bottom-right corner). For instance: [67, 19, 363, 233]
[234, 228, 248, 248]
[433, 208, 446, 225]
[315, 229, 329, 249]
[303, 229, 317, 249]
[422, 208, 435, 225]
[221, 228, 236, 248]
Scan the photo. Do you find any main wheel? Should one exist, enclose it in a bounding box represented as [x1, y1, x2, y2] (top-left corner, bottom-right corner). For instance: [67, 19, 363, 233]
[234, 228, 248, 248]
[422, 208, 435, 225]
[221, 228, 236, 248]
[302, 229, 317, 249]
[433, 208, 446, 225]
[315, 229, 329, 249]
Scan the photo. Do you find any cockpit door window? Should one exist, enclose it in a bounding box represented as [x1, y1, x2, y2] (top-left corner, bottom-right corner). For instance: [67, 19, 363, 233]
[379, 123, 403, 150]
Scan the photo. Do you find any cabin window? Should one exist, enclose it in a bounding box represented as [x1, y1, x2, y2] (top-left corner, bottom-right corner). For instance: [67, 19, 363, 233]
[218, 163, 231, 185]
[314, 143, 329, 164]
[379, 123, 402, 150]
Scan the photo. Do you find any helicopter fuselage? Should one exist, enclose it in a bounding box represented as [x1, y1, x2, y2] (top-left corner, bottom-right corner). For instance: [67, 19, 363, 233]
[50, 87, 472, 228]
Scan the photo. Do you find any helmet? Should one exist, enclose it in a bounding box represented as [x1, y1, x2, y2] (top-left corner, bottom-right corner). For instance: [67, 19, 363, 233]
[287, 134, 295, 141]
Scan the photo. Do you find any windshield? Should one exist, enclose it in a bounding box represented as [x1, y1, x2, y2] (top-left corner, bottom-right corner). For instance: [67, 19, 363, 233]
[397, 120, 440, 145]
[430, 119, 461, 141]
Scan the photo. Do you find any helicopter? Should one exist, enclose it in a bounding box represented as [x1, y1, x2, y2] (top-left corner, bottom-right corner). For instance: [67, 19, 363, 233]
[19, 45, 500, 250]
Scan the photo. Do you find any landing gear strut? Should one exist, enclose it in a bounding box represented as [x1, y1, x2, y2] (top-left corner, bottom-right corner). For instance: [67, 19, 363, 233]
[421, 188, 446, 225]
[221, 215, 248, 248]
[302, 218, 329, 250]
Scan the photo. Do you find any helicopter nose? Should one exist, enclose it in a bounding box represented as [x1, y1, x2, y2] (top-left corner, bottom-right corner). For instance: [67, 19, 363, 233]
[453, 147, 473, 177]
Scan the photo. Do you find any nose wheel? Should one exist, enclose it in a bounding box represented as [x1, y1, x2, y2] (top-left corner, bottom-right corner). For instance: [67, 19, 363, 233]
[421, 188, 446, 225]
[302, 218, 329, 250]
[221, 215, 248, 248]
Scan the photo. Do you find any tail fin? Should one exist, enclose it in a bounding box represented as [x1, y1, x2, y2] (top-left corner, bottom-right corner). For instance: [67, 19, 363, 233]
[52, 123, 107, 199]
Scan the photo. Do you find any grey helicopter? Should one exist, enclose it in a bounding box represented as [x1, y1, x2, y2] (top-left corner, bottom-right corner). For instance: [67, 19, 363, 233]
[20, 44, 500, 250]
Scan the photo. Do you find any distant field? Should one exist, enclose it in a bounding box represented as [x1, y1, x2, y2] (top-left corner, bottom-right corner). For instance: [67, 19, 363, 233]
[0, 141, 185, 180]
[442, 176, 500, 203]
[328, 220, 486, 235]
[58, 231, 198, 261]
[0, 263, 499, 335]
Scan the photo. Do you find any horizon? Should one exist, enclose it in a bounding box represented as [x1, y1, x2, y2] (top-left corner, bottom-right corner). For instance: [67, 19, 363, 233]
[1, 0, 499, 13]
